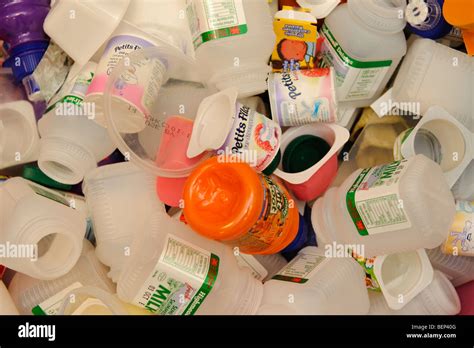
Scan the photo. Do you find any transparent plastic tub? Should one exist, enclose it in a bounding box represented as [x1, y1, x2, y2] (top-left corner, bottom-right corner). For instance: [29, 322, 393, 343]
[103, 47, 214, 178]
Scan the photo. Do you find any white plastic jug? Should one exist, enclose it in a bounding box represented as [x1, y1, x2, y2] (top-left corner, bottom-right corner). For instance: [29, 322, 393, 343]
[312, 155, 456, 257]
[257, 247, 369, 314]
[38, 62, 116, 185]
[43, 0, 131, 65]
[427, 246, 474, 287]
[0, 100, 39, 170]
[319, 0, 407, 107]
[8, 239, 115, 315]
[117, 212, 263, 315]
[0, 177, 86, 280]
[187, 0, 275, 98]
[82, 162, 166, 283]
[392, 38, 473, 132]
[368, 271, 461, 315]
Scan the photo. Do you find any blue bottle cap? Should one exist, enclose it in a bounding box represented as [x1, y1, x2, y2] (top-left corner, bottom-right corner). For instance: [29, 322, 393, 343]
[280, 213, 309, 254]
[3, 41, 49, 83]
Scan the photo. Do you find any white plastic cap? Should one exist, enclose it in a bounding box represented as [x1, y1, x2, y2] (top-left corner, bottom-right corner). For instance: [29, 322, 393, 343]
[348, 0, 407, 33]
[187, 88, 239, 158]
[296, 0, 340, 19]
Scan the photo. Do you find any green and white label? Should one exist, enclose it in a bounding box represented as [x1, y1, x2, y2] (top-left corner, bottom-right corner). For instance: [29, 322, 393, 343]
[133, 235, 219, 315]
[346, 159, 412, 236]
[272, 252, 327, 284]
[32, 282, 83, 315]
[319, 23, 392, 101]
[187, 0, 248, 49]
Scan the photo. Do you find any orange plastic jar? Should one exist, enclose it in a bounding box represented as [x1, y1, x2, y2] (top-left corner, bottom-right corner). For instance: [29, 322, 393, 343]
[183, 157, 300, 254]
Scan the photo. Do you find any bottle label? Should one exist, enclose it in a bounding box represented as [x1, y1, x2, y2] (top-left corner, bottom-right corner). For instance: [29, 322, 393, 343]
[231, 175, 294, 253]
[319, 23, 392, 102]
[28, 183, 74, 208]
[272, 251, 327, 284]
[268, 68, 337, 126]
[346, 159, 412, 236]
[187, 0, 248, 49]
[132, 235, 219, 315]
[219, 103, 281, 172]
[235, 253, 268, 281]
[351, 251, 381, 291]
[32, 282, 83, 315]
[442, 200, 473, 256]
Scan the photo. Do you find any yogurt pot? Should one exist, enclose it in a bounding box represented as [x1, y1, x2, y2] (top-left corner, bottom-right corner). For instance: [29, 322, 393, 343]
[273, 123, 349, 201]
[187, 88, 282, 173]
[268, 68, 338, 127]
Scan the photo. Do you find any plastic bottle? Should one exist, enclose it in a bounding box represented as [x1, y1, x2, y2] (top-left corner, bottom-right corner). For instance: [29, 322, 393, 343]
[0, 0, 51, 83]
[405, 0, 452, 39]
[257, 247, 370, 314]
[319, 0, 407, 107]
[0, 100, 40, 170]
[235, 253, 288, 282]
[368, 271, 461, 315]
[443, 0, 474, 55]
[43, 0, 131, 65]
[186, 0, 275, 98]
[457, 280, 474, 315]
[37, 62, 116, 185]
[183, 157, 300, 255]
[426, 246, 474, 287]
[57, 286, 151, 315]
[0, 280, 19, 314]
[312, 155, 456, 257]
[8, 239, 115, 315]
[0, 177, 86, 280]
[82, 162, 166, 283]
[117, 212, 263, 315]
[391, 38, 473, 132]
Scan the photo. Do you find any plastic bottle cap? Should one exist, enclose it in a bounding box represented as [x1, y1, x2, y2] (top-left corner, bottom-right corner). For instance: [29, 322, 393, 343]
[3, 41, 49, 83]
[405, 0, 429, 25]
[280, 214, 308, 254]
[282, 135, 331, 174]
[187, 88, 239, 158]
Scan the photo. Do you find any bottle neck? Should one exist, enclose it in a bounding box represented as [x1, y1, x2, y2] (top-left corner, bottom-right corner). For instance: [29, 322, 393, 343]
[348, 0, 407, 34]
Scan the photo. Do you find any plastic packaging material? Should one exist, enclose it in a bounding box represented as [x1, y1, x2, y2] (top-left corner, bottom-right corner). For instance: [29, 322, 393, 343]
[0, 101, 40, 170]
[82, 161, 165, 283]
[235, 253, 289, 282]
[268, 68, 338, 126]
[427, 246, 474, 287]
[397, 106, 473, 188]
[405, 0, 452, 39]
[441, 200, 473, 257]
[355, 249, 434, 310]
[187, 0, 275, 98]
[312, 155, 456, 257]
[117, 212, 264, 315]
[0, 0, 51, 83]
[451, 161, 474, 201]
[391, 38, 473, 132]
[183, 157, 300, 255]
[274, 123, 349, 201]
[270, 7, 319, 72]
[8, 240, 115, 315]
[368, 271, 461, 315]
[443, 0, 474, 55]
[318, 0, 407, 107]
[457, 280, 474, 315]
[57, 286, 151, 315]
[0, 280, 19, 314]
[43, 0, 131, 65]
[0, 177, 86, 280]
[257, 247, 370, 314]
[37, 62, 116, 185]
[187, 88, 282, 173]
[296, 0, 341, 19]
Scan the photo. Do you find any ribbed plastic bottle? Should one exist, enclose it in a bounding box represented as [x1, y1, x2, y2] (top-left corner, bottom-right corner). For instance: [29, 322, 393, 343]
[312, 155, 456, 257]
[8, 240, 115, 315]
